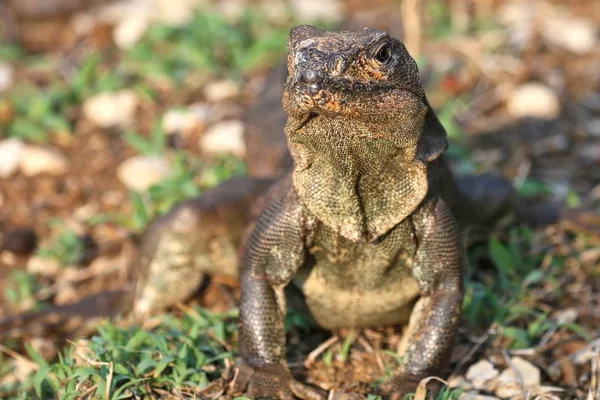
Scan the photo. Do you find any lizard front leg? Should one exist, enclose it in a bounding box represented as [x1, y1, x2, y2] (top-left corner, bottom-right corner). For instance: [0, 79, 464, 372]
[383, 198, 464, 399]
[234, 186, 324, 400]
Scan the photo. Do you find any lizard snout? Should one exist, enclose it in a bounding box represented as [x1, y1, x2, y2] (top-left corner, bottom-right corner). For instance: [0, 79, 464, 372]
[298, 69, 323, 95]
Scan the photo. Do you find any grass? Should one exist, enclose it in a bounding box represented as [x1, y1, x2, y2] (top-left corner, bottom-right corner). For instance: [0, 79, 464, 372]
[36, 227, 88, 267]
[4, 270, 42, 309]
[463, 228, 593, 349]
[2, 307, 237, 399]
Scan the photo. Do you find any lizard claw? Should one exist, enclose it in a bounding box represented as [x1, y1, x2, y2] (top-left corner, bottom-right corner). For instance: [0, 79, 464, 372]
[232, 363, 325, 400]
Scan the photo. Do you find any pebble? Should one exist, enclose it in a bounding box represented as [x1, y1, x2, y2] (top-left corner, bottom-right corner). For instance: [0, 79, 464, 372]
[83, 90, 138, 128]
[506, 83, 560, 120]
[117, 155, 172, 192]
[113, 14, 150, 49]
[541, 15, 597, 55]
[27, 256, 61, 276]
[0, 63, 14, 92]
[203, 80, 241, 102]
[290, 0, 343, 23]
[20, 146, 68, 177]
[466, 359, 499, 390]
[495, 357, 541, 398]
[162, 105, 210, 137]
[199, 120, 246, 156]
[0, 138, 25, 177]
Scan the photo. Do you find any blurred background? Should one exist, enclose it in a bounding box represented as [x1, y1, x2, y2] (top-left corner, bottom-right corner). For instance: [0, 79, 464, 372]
[0, 0, 599, 399]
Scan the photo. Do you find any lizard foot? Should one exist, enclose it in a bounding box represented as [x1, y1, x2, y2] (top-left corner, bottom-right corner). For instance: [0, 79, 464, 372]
[232, 363, 325, 400]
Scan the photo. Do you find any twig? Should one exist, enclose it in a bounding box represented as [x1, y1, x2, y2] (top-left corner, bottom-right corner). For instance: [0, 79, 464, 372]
[454, 326, 493, 372]
[588, 345, 600, 400]
[0, 343, 40, 371]
[304, 336, 339, 368]
[502, 349, 525, 392]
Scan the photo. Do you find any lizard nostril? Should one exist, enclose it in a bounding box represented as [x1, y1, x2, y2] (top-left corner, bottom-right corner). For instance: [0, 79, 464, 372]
[299, 69, 323, 84]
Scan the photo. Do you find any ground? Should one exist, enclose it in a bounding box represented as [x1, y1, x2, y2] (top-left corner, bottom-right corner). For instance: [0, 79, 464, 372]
[0, 0, 599, 399]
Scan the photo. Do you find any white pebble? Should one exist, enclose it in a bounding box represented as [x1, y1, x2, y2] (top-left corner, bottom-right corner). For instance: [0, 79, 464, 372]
[117, 155, 172, 192]
[83, 90, 139, 128]
[203, 80, 241, 103]
[20, 146, 68, 177]
[0, 138, 25, 178]
[495, 356, 541, 398]
[199, 120, 246, 156]
[162, 105, 210, 137]
[113, 15, 150, 49]
[506, 83, 560, 120]
[0, 63, 14, 93]
[466, 359, 499, 390]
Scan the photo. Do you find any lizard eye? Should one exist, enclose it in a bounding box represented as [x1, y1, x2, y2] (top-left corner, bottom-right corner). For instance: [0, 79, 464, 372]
[374, 44, 391, 64]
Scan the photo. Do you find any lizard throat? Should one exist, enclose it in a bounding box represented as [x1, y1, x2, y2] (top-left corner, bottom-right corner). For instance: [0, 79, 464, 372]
[286, 117, 429, 242]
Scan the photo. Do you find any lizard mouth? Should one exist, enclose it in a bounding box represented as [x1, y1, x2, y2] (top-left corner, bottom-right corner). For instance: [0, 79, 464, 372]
[297, 111, 319, 129]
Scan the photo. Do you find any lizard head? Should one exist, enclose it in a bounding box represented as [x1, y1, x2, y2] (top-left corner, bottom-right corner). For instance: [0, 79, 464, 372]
[283, 25, 426, 123]
[282, 26, 449, 242]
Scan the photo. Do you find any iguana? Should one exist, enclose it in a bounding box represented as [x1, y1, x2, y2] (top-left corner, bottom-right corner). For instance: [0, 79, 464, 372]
[132, 25, 515, 399]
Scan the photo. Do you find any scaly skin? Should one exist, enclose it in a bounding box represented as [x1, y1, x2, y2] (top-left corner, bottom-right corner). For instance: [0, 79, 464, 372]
[231, 25, 464, 399]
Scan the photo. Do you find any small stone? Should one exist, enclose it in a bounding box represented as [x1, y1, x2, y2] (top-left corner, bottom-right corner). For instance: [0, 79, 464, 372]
[199, 120, 245, 156]
[20, 146, 68, 177]
[1, 227, 38, 255]
[506, 83, 560, 120]
[113, 14, 150, 49]
[290, 0, 343, 23]
[83, 90, 138, 128]
[495, 357, 541, 398]
[203, 80, 241, 102]
[117, 155, 172, 192]
[0, 138, 25, 177]
[1, 251, 17, 266]
[466, 359, 499, 390]
[541, 15, 597, 55]
[162, 106, 209, 137]
[0, 63, 14, 92]
[27, 256, 61, 276]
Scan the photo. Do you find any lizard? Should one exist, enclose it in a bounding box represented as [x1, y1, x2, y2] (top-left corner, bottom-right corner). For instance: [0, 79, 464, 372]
[135, 25, 468, 399]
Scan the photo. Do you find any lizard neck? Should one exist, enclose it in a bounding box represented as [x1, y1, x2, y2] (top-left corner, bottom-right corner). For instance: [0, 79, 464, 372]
[286, 116, 429, 242]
